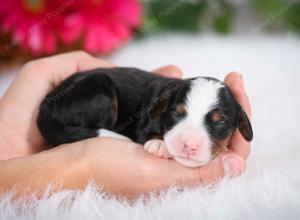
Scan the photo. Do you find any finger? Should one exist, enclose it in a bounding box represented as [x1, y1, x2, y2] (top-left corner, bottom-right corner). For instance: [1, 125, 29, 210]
[224, 72, 251, 159]
[195, 153, 245, 184]
[153, 152, 245, 189]
[224, 72, 251, 117]
[153, 65, 183, 79]
[228, 130, 250, 159]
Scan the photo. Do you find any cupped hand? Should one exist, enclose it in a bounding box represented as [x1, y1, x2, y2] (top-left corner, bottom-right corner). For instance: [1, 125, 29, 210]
[0, 51, 112, 159]
[0, 51, 182, 160]
[0, 51, 251, 197]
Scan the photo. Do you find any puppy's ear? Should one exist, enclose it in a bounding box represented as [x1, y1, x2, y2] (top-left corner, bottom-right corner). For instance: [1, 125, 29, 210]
[150, 97, 170, 117]
[149, 81, 184, 117]
[237, 108, 253, 142]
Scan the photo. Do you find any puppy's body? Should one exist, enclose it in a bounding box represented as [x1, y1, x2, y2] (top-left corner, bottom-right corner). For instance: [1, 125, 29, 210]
[38, 67, 253, 167]
[38, 68, 181, 144]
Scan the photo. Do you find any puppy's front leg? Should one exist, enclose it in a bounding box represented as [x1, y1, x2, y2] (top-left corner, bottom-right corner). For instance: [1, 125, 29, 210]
[144, 139, 172, 159]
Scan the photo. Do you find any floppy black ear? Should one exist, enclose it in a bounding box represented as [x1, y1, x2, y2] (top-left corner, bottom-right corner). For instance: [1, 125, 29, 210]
[149, 96, 170, 117]
[237, 109, 253, 142]
[149, 81, 181, 117]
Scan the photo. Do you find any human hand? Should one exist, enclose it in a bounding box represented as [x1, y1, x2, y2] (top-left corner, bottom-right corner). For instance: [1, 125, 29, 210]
[0, 50, 250, 198]
[0, 51, 182, 160]
[0, 51, 113, 159]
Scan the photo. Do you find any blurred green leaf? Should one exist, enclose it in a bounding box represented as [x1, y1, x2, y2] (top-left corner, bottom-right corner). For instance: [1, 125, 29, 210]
[139, 0, 300, 36]
[212, 0, 233, 34]
[143, 0, 207, 33]
[284, 3, 300, 33]
[250, 0, 283, 15]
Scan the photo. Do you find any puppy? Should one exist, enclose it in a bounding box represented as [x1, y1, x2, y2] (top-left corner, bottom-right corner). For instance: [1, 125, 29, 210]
[37, 67, 253, 167]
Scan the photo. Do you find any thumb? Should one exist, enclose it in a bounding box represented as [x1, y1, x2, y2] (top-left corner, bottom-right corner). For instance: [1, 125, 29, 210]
[196, 153, 246, 184]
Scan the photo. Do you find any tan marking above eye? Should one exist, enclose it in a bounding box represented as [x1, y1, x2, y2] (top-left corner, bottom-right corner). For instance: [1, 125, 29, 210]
[211, 109, 223, 122]
[176, 103, 186, 114]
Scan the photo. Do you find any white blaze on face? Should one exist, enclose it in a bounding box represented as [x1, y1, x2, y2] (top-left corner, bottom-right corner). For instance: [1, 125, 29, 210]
[164, 78, 224, 167]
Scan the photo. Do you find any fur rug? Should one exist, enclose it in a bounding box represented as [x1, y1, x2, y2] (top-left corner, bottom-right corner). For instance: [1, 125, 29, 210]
[0, 34, 300, 219]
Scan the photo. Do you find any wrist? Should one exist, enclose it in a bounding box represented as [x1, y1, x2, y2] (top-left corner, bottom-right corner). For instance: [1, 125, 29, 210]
[44, 143, 90, 189]
[0, 120, 26, 160]
[0, 142, 90, 196]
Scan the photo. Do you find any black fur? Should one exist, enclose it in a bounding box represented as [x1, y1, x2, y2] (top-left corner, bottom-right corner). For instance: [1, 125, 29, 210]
[203, 77, 253, 142]
[37, 67, 253, 147]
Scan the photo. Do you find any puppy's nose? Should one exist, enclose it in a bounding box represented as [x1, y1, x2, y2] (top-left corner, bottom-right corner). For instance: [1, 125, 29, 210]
[182, 142, 198, 156]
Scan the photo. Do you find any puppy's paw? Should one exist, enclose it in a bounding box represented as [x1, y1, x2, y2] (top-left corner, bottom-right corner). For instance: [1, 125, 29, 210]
[144, 139, 172, 159]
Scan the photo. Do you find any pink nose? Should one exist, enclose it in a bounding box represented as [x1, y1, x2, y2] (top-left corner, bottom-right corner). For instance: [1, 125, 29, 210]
[182, 142, 198, 156]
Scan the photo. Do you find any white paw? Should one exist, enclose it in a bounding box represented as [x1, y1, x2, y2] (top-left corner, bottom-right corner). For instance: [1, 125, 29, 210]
[144, 139, 172, 159]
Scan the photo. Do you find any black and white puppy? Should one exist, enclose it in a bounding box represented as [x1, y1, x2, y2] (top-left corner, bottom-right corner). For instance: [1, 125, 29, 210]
[38, 67, 253, 167]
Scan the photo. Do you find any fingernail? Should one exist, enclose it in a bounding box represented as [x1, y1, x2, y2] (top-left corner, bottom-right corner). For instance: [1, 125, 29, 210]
[236, 73, 243, 81]
[237, 74, 245, 88]
[222, 155, 244, 176]
[240, 74, 244, 82]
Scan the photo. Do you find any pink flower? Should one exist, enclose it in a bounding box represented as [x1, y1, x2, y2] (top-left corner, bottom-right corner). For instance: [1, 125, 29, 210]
[0, 0, 141, 55]
[0, 0, 65, 54]
[59, 0, 141, 53]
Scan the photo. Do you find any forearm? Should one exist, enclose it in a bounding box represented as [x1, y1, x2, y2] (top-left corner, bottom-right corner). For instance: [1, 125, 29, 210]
[0, 139, 150, 199]
[0, 122, 24, 160]
[0, 144, 87, 196]
[0, 120, 45, 161]
[0, 137, 229, 199]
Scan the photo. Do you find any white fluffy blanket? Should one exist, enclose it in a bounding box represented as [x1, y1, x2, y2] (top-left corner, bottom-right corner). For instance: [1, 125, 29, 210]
[0, 34, 300, 219]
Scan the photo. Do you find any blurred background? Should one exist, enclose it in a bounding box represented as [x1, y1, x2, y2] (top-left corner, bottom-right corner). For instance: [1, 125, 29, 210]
[0, 0, 300, 161]
[1, 0, 300, 62]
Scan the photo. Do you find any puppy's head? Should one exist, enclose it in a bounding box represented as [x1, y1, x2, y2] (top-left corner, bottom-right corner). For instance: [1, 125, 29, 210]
[151, 77, 253, 167]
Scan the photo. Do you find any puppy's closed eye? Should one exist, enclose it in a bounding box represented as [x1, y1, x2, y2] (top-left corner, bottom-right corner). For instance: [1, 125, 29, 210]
[210, 109, 224, 122]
